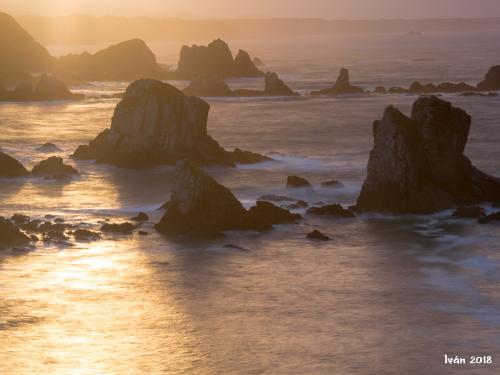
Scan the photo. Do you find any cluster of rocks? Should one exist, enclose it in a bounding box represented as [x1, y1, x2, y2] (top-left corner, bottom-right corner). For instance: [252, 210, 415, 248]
[356, 96, 500, 213]
[0, 75, 83, 101]
[171, 39, 263, 79]
[183, 72, 298, 97]
[73, 79, 270, 167]
[0, 152, 79, 180]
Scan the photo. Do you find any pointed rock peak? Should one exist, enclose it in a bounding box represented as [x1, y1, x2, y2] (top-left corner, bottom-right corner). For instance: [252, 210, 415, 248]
[334, 68, 350, 88]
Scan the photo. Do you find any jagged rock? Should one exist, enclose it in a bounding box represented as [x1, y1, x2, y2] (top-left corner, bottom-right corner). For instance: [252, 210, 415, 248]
[131, 212, 149, 222]
[287, 175, 312, 188]
[356, 96, 500, 213]
[307, 229, 331, 241]
[10, 214, 30, 225]
[0, 217, 30, 247]
[36, 142, 62, 152]
[247, 201, 301, 226]
[57, 39, 164, 81]
[73, 229, 101, 241]
[0, 151, 29, 177]
[321, 179, 344, 188]
[155, 160, 266, 236]
[478, 212, 500, 224]
[477, 65, 500, 91]
[31, 156, 79, 179]
[307, 204, 355, 217]
[452, 206, 486, 219]
[174, 39, 263, 79]
[264, 72, 298, 96]
[43, 230, 68, 242]
[409, 81, 476, 94]
[183, 76, 233, 97]
[311, 68, 364, 95]
[230, 148, 271, 164]
[101, 222, 135, 234]
[73, 79, 266, 167]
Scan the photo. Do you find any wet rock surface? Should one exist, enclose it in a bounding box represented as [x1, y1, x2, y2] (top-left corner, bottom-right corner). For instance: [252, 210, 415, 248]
[31, 156, 79, 179]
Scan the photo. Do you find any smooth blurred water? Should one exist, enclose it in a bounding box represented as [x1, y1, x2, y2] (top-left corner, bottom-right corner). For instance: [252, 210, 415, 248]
[1, 31, 500, 374]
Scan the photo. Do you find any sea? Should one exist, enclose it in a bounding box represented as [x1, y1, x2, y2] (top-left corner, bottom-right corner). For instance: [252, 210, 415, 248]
[1, 30, 500, 374]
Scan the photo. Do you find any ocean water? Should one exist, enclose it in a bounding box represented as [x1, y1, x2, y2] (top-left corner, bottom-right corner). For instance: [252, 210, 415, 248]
[1, 31, 500, 374]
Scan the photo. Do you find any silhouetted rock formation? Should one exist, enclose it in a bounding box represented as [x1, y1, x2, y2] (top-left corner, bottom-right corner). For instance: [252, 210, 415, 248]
[477, 65, 500, 91]
[307, 229, 331, 241]
[0, 75, 83, 101]
[36, 142, 62, 152]
[73, 79, 267, 167]
[287, 175, 312, 188]
[264, 72, 298, 96]
[57, 39, 165, 81]
[155, 160, 271, 236]
[0, 12, 55, 83]
[247, 201, 301, 226]
[253, 57, 264, 66]
[307, 204, 355, 217]
[321, 179, 344, 188]
[183, 76, 233, 97]
[31, 156, 79, 179]
[173, 39, 263, 79]
[0, 217, 30, 247]
[356, 96, 500, 213]
[311, 68, 364, 95]
[0, 151, 29, 177]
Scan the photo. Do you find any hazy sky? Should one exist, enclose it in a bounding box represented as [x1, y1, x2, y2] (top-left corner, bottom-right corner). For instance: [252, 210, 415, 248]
[2, 0, 500, 19]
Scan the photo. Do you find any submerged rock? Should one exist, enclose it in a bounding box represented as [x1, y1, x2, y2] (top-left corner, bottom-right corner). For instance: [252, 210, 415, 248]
[230, 148, 271, 164]
[306, 229, 331, 241]
[73, 229, 101, 241]
[307, 204, 355, 218]
[0, 217, 30, 247]
[321, 179, 344, 188]
[311, 68, 364, 95]
[73, 79, 266, 167]
[131, 212, 149, 222]
[477, 65, 500, 91]
[287, 175, 312, 188]
[101, 222, 135, 234]
[264, 72, 298, 96]
[0, 151, 29, 177]
[36, 142, 62, 152]
[356, 96, 500, 213]
[478, 212, 500, 224]
[258, 194, 296, 202]
[155, 160, 262, 236]
[31, 156, 79, 179]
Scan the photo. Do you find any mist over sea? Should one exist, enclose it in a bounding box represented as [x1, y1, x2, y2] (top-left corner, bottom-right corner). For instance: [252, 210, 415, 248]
[1, 30, 500, 374]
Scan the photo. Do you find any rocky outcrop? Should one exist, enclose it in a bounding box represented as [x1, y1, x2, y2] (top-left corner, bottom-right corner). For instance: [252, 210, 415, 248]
[356, 96, 500, 213]
[155, 160, 269, 236]
[477, 65, 500, 91]
[0, 151, 29, 177]
[307, 229, 331, 241]
[0, 75, 83, 101]
[183, 76, 233, 97]
[0, 217, 30, 247]
[36, 142, 62, 152]
[311, 68, 364, 95]
[287, 175, 312, 188]
[173, 39, 263, 79]
[247, 201, 301, 226]
[264, 72, 298, 96]
[57, 39, 166, 81]
[31, 156, 79, 179]
[0, 12, 55, 84]
[307, 204, 355, 217]
[73, 79, 267, 167]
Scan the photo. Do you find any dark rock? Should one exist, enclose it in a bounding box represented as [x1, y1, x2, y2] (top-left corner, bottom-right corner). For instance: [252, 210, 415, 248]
[174, 39, 263, 79]
[311, 68, 364, 96]
[478, 212, 500, 224]
[20, 219, 42, 232]
[0, 217, 30, 247]
[321, 179, 344, 188]
[264, 72, 298, 96]
[73, 79, 265, 167]
[183, 76, 233, 97]
[54, 218, 65, 223]
[460, 92, 498, 97]
[307, 204, 355, 218]
[306, 229, 331, 241]
[287, 175, 312, 188]
[37, 142, 62, 152]
[31, 156, 79, 179]
[253, 57, 264, 66]
[13, 80, 34, 99]
[138, 231, 149, 236]
[33, 74, 79, 100]
[10, 214, 30, 225]
[43, 230, 68, 242]
[247, 201, 302, 226]
[73, 229, 101, 241]
[37, 221, 67, 234]
[57, 39, 165, 81]
[356, 96, 500, 213]
[155, 160, 270, 236]
[0, 151, 29, 177]
[286, 200, 309, 209]
[258, 194, 296, 202]
[101, 222, 135, 234]
[388, 87, 409, 94]
[477, 65, 500, 91]
[131, 212, 149, 222]
[374, 86, 387, 94]
[409, 81, 476, 94]
[230, 148, 271, 164]
[452, 206, 486, 219]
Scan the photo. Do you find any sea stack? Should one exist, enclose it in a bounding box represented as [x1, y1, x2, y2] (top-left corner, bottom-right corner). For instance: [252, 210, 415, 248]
[312, 68, 364, 95]
[0, 151, 29, 177]
[356, 96, 500, 213]
[477, 65, 500, 91]
[73, 79, 267, 167]
[264, 72, 298, 96]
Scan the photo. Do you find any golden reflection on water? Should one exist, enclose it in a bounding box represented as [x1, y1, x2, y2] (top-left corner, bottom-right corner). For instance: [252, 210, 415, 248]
[0, 239, 206, 375]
